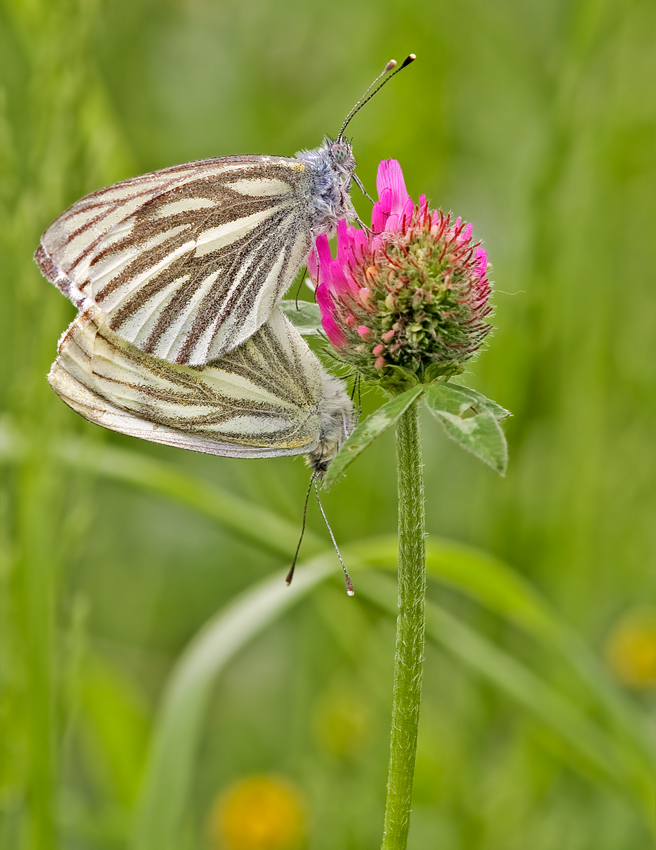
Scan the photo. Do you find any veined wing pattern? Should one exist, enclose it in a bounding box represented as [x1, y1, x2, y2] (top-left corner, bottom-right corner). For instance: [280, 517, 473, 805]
[48, 305, 329, 458]
[36, 156, 314, 366]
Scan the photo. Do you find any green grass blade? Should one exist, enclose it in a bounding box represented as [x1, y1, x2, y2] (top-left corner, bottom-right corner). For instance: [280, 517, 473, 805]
[352, 536, 557, 636]
[323, 386, 425, 491]
[55, 437, 326, 560]
[356, 571, 655, 815]
[352, 536, 656, 776]
[79, 654, 150, 811]
[131, 553, 337, 850]
[1, 426, 325, 559]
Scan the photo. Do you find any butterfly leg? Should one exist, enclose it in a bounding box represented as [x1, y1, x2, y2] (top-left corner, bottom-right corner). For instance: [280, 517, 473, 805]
[293, 265, 307, 310]
[353, 173, 375, 205]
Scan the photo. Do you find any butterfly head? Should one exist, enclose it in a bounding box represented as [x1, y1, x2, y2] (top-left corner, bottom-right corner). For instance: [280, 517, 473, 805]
[295, 139, 357, 235]
[327, 136, 356, 174]
[307, 372, 355, 478]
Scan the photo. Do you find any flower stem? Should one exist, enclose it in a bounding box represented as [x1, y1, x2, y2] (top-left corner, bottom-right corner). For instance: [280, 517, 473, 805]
[381, 399, 427, 850]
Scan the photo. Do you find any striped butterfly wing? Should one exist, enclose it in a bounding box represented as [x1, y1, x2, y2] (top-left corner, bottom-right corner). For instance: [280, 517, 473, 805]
[36, 156, 313, 366]
[48, 304, 330, 458]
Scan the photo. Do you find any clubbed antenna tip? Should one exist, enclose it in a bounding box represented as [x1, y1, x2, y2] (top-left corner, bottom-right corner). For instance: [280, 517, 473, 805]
[337, 53, 417, 141]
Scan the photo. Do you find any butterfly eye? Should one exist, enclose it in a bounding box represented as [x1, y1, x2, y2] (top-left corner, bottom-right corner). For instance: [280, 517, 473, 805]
[331, 143, 350, 165]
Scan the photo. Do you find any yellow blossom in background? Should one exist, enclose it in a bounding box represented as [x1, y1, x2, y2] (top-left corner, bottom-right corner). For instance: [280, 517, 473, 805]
[604, 607, 656, 689]
[208, 774, 306, 850]
[312, 689, 371, 761]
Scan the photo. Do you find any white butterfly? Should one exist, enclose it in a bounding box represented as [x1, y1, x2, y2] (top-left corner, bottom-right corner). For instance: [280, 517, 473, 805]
[48, 301, 354, 477]
[34, 57, 415, 367]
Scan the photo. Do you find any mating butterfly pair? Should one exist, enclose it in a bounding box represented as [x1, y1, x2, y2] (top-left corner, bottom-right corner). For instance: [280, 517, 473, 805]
[35, 57, 414, 477]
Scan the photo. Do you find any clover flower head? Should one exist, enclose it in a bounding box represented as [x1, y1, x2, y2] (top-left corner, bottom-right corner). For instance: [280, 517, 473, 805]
[308, 160, 493, 385]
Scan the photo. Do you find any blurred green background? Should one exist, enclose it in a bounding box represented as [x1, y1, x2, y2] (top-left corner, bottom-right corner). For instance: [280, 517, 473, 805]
[1, 0, 655, 848]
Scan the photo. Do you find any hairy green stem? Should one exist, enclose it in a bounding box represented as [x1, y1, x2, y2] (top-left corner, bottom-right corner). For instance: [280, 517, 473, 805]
[381, 400, 427, 850]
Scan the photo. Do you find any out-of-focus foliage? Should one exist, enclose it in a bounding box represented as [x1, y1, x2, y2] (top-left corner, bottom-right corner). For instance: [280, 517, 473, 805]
[1, 0, 655, 848]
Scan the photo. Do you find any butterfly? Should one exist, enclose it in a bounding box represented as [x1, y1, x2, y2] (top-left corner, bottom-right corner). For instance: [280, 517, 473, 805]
[34, 56, 415, 367]
[49, 297, 357, 592]
[48, 300, 354, 477]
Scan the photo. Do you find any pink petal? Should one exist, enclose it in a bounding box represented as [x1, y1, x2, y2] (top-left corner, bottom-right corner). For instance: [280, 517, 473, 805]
[322, 313, 346, 347]
[401, 196, 415, 226]
[385, 213, 401, 233]
[353, 228, 370, 263]
[315, 234, 334, 287]
[376, 160, 410, 215]
[457, 222, 473, 246]
[306, 247, 318, 282]
[316, 282, 333, 314]
[371, 201, 389, 233]
[345, 270, 360, 296]
[335, 220, 350, 266]
[316, 284, 345, 346]
[474, 247, 488, 277]
[330, 264, 351, 297]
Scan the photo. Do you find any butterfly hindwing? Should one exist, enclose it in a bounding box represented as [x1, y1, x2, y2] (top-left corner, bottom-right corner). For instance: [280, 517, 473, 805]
[36, 156, 314, 366]
[48, 304, 332, 458]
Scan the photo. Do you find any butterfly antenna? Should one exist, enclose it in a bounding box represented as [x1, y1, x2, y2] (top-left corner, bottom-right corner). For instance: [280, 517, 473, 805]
[285, 474, 315, 587]
[337, 54, 416, 142]
[314, 481, 354, 596]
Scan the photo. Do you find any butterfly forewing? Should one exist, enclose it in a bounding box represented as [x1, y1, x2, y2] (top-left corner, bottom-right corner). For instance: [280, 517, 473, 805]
[36, 156, 314, 366]
[48, 304, 331, 458]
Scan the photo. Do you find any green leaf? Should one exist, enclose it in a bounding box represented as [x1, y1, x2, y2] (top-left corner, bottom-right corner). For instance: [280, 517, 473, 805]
[278, 299, 322, 334]
[445, 383, 512, 420]
[425, 383, 508, 474]
[322, 385, 425, 490]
